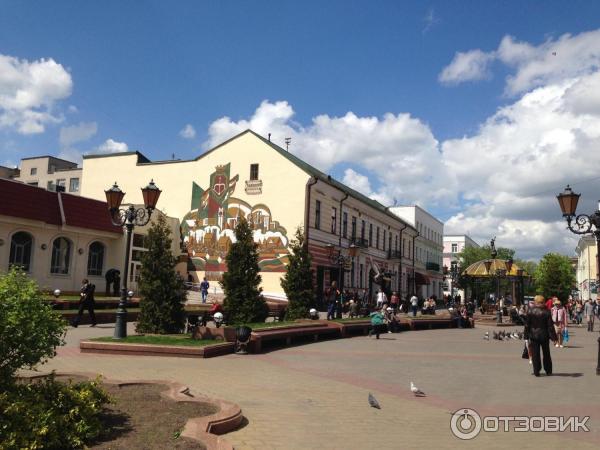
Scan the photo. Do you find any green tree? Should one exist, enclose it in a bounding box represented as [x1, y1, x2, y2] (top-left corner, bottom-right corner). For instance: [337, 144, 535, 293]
[136, 214, 186, 334]
[281, 228, 314, 320]
[0, 268, 67, 387]
[534, 253, 575, 301]
[221, 217, 267, 324]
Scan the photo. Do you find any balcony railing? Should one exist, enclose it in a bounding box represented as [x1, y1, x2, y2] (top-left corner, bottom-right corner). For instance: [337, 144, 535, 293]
[387, 250, 401, 259]
[245, 179, 263, 194]
[351, 237, 369, 248]
[426, 262, 440, 272]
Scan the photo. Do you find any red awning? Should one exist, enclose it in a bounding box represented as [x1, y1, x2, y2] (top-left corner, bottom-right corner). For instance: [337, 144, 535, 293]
[414, 271, 431, 285]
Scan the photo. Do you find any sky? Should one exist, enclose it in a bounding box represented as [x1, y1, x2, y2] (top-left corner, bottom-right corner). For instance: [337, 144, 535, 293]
[2, 0, 600, 260]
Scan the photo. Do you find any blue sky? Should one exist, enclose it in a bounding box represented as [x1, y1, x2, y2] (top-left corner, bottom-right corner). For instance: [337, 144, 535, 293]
[2, 1, 600, 259]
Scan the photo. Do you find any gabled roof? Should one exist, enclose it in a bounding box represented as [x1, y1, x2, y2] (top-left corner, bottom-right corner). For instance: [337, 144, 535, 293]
[0, 178, 122, 234]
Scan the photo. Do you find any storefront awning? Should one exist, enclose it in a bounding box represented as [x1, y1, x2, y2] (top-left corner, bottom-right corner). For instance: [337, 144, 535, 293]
[415, 271, 430, 285]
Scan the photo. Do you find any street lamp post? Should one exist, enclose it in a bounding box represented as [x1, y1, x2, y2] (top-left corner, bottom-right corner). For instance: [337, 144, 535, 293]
[105, 180, 161, 339]
[556, 185, 600, 375]
[325, 243, 359, 289]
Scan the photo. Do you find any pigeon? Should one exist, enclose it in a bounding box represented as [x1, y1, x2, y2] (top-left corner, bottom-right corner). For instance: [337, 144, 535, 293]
[410, 382, 426, 397]
[368, 393, 381, 409]
[483, 332, 489, 340]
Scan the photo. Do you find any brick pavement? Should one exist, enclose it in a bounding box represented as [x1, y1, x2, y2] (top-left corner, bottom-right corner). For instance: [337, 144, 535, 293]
[27, 323, 600, 449]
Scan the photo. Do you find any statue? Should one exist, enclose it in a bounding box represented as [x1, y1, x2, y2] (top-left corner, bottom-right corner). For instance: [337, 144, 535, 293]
[490, 236, 497, 259]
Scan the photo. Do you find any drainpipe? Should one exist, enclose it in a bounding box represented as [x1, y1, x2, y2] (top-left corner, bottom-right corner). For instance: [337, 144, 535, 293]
[412, 232, 419, 295]
[304, 176, 318, 246]
[338, 190, 349, 290]
[398, 223, 407, 296]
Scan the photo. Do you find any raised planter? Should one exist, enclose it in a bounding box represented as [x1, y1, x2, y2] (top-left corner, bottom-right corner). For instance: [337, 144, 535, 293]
[80, 340, 234, 358]
[61, 310, 140, 325]
[249, 322, 340, 353]
[193, 325, 237, 342]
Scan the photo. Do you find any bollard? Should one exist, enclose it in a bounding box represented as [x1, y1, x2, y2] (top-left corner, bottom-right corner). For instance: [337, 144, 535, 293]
[597, 336, 600, 376]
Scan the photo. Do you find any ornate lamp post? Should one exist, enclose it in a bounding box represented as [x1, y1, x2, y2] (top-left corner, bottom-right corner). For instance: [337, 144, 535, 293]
[556, 185, 600, 375]
[483, 255, 513, 324]
[105, 180, 161, 339]
[325, 243, 359, 289]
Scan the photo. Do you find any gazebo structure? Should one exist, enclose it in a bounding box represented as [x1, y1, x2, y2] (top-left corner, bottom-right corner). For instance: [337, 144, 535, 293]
[460, 237, 529, 323]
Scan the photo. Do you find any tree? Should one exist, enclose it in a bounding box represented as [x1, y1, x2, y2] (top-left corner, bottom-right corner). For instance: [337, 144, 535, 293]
[136, 214, 186, 334]
[281, 228, 314, 320]
[534, 253, 575, 301]
[221, 217, 267, 324]
[0, 268, 66, 387]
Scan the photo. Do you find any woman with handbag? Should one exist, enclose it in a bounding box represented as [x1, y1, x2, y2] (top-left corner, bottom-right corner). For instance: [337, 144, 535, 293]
[551, 299, 568, 348]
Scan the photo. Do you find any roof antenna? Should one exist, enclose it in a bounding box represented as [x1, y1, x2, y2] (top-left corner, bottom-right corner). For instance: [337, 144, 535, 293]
[285, 137, 291, 151]
[171, 153, 175, 160]
[268, 133, 271, 142]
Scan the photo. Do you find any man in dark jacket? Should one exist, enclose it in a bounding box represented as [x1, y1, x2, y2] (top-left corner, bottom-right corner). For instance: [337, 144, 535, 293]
[525, 295, 558, 376]
[72, 279, 97, 327]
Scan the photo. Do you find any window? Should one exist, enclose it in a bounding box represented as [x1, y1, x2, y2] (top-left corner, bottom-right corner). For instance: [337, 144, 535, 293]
[395, 235, 398, 252]
[47, 181, 55, 191]
[389, 234, 392, 253]
[87, 242, 105, 276]
[30, 167, 37, 175]
[369, 224, 373, 246]
[342, 212, 348, 238]
[133, 234, 146, 248]
[361, 220, 365, 240]
[331, 207, 337, 234]
[383, 230, 386, 251]
[351, 216, 356, 239]
[51, 237, 71, 274]
[315, 200, 321, 230]
[250, 164, 259, 181]
[9, 232, 33, 271]
[27, 182, 38, 187]
[69, 178, 80, 192]
[56, 179, 66, 192]
[376, 227, 380, 249]
[451, 243, 458, 253]
[360, 263, 364, 288]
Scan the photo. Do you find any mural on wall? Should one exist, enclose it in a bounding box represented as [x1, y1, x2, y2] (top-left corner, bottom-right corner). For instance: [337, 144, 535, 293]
[181, 164, 290, 275]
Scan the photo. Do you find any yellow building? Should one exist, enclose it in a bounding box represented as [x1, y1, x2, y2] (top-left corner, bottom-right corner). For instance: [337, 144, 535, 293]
[576, 236, 598, 300]
[81, 130, 421, 301]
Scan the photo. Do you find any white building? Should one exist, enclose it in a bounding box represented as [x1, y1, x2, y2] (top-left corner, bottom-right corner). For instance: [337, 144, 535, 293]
[575, 236, 597, 300]
[12, 156, 82, 194]
[443, 234, 480, 299]
[390, 205, 444, 299]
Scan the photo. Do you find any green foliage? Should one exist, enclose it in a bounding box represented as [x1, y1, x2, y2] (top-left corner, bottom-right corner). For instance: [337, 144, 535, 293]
[534, 253, 575, 301]
[221, 217, 267, 324]
[0, 374, 110, 449]
[0, 268, 66, 387]
[515, 259, 538, 295]
[136, 215, 186, 334]
[281, 228, 314, 320]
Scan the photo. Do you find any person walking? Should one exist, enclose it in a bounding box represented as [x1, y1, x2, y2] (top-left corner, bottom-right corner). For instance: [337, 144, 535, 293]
[376, 290, 387, 309]
[584, 298, 596, 332]
[524, 295, 558, 377]
[369, 307, 385, 339]
[72, 279, 97, 328]
[410, 293, 419, 317]
[551, 299, 568, 348]
[200, 277, 210, 304]
[575, 300, 584, 326]
[326, 281, 340, 320]
[390, 291, 399, 313]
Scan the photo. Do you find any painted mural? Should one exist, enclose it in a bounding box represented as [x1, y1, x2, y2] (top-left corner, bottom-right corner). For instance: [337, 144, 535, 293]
[181, 164, 290, 274]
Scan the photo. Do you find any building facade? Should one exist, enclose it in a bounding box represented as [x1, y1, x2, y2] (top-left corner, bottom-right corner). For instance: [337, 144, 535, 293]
[80, 130, 419, 301]
[575, 236, 598, 300]
[442, 234, 480, 299]
[13, 156, 82, 194]
[389, 206, 444, 299]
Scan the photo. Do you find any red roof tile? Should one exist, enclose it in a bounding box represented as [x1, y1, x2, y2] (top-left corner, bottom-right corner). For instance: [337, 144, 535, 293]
[0, 179, 121, 234]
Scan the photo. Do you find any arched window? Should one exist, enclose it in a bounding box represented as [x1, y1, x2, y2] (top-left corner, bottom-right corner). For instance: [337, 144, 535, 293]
[9, 231, 33, 271]
[87, 241, 105, 276]
[51, 237, 71, 274]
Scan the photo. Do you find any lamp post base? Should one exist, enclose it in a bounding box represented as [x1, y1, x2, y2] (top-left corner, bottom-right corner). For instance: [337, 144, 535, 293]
[496, 309, 503, 324]
[596, 336, 600, 376]
[113, 289, 128, 339]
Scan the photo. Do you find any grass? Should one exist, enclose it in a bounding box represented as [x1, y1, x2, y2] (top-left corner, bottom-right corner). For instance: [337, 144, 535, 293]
[90, 335, 216, 347]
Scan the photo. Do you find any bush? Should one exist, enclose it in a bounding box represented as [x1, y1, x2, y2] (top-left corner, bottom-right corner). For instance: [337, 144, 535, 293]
[0, 374, 110, 449]
[0, 268, 67, 387]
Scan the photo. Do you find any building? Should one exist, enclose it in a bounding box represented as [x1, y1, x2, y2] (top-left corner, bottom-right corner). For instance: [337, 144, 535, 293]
[0, 165, 19, 179]
[80, 130, 419, 301]
[389, 206, 444, 299]
[442, 234, 479, 298]
[575, 236, 597, 300]
[0, 178, 184, 294]
[13, 156, 82, 194]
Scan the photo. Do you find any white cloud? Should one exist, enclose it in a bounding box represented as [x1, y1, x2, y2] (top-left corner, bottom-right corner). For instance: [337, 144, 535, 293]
[422, 7, 440, 35]
[342, 168, 372, 195]
[438, 49, 495, 84]
[59, 122, 97, 147]
[95, 138, 129, 154]
[179, 123, 196, 139]
[0, 54, 72, 134]
[439, 29, 600, 95]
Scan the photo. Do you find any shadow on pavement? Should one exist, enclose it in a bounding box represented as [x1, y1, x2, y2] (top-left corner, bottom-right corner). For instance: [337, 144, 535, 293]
[550, 373, 583, 377]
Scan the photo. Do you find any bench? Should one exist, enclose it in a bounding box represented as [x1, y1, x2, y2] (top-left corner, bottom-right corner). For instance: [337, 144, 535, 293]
[249, 323, 339, 352]
[266, 303, 287, 321]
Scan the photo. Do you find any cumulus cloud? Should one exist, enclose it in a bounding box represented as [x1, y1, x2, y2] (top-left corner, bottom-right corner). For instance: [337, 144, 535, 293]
[0, 54, 72, 134]
[59, 122, 98, 147]
[179, 123, 196, 139]
[95, 138, 129, 154]
[439, 29, 600, 95]
[438, 49, 495, 84]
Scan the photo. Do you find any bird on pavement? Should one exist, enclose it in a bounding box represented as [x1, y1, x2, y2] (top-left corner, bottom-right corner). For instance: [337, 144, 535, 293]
[483, 332, 489, 340]
[368, 393, 381, 409]
[410, 382, 426, 397]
